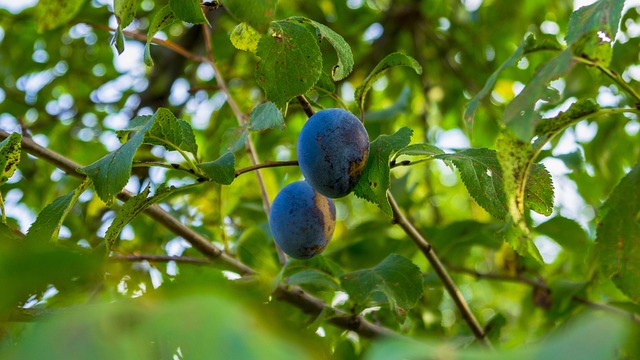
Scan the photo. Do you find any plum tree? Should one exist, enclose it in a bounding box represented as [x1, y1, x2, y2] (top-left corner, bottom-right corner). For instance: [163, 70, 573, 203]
[269, 181, 336, 260]
[297, 108, 369, 198]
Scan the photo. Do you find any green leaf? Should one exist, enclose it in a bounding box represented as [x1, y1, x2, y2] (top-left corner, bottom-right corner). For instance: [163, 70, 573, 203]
[221, 126, 249, 154]
[485, 313, 507, 344]
[114, 0, 137, 29]
[394, 143, 444, 159]
[144, 5, 177, 66]
[113, 28, 125, 54]
[197, 152, 235, 185]
[104, 184, 175, 251]
[364, 86, 412, 122]
[288, 269, 341, 291]
[288, 17, 354, 81]
[0, 222, 22, 241]
[169, 0, 209, 25]
[596, 162, 640, 302]
[222, 0, 277, 33]
[502, 49, 576, 141]
[354, 127, 413, 217]
[79, 117, 154, 205]
[248, 102, 285, 131]
[548, 281, 588, 317]
[237, 226, 279, 273]
[230, 22, 262, 53]
[255, 21, 322, 107]
[525, 163, 554, 216]
[533, 99, 600, 151]
[341, 254, 423, 312]
[535, 216, 590, 253]
[567, 0, 624, 44]
[314, 72, 336, 94]
[119, 108, 198, 157]
[35, 0, 85, 33]
[354, 52, 422, 116]
[0, 132, 21, 185]
[24, 181, 89, 242]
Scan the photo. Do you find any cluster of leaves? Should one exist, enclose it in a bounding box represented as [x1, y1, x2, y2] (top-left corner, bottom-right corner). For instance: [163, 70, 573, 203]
[1, 0, 640, 358]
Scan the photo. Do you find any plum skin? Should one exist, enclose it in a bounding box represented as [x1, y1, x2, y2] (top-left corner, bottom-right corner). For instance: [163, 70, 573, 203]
[297, 108, 370, 198]
[269, 181, 336, 260]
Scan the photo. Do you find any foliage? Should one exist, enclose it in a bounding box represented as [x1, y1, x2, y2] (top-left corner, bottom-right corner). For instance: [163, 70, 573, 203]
[1, 0, 640, 358]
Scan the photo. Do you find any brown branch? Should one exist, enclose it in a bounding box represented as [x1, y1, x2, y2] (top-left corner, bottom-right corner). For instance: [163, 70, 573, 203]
[297, 95, 315, 117]
[110, 254, 212, 265]
[387, 191, 492, 347]
[235, 160, 299, 178]
[0, 130, 396, 338]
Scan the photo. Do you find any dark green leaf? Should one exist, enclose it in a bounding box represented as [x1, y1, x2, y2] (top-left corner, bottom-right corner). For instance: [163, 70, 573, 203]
[485, 313, 507, 344]
[35, 0, 85, 33]
[596, 162, 640, 302]
[79, 117, 154, 205]
[314, 72, 336, 94]
[0, 132, 21, 185]
[0, 222, 22, 241]
[567, 0, 624, 44]
[169, 0, 209, 25]
[222, 0, 277, 33]
[255, 21, 322, 107]
[288, 17, 354, 81]
[144, 5, 177, 66]
[534, 99, 600, 151]
[536, 216, 591, 252]
[197, 152, 235, 185]
[104, 184, 175, 251]
[526, 163, 554, 216]
[248, 102, 285, 131]
[502, 49, 576, 141]
[341, 254, 423, 312]
[364, 86, 412, 122]
[113, 28, 125, 54]
[354, 127, 413, 217]
[355, 52, 422, 116]
[230, 22, 262, 53]
[548, 281, 588, 317]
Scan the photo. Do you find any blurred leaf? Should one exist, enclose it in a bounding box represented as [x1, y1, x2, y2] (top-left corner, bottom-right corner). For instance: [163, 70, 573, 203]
[223, 0, 277, 33]
[535, 216, 590, 252]
[230, 22, 262, 53]
[534, 99, 600, 151]
[113, 0, 137, 53]
[24, 181, 89, 243]
[169, 0, 209, 24]
[221, 126, 249, 154]
[355, 52, 422, 116]
[79, 117, 154, 205]
[567, 0, 624, 44]
[288, 269, 341, 291]
[394, 143, 444, 158]
[0, 222, 22, 241]
[35, 0, 85, 32]
[104, 184, 175, 251]
[288, 17, 354, 81]
[237, 226, 279, 273]
[255, 21, 322, 107]
[0, 132, 21, 185]
[485, 313, 507, 344]
[364, 86, 412, 122]
[354, 127, 412, 216]
[248, 102, 285, 131]
[314, 72, 336, 94]
[197, 152, 235, 185]
[549, 281, 588, 317]
[502, 49, 576, 141]
[596, 162, 640, 302]
[144, 5, 177, 66]
[341, 254, 423, 313]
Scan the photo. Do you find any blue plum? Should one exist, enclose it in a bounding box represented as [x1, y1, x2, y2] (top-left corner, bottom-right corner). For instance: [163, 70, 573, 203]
[297, 108, 369, 198]
[269, 181, 336, 260]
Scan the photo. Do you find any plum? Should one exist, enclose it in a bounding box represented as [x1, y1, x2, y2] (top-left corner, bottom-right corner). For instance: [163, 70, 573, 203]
[297, 108, 369, 198]
[269, 181, 336, 260]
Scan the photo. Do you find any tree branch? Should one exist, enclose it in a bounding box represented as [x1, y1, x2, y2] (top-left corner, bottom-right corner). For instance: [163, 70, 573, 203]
[0, 130, 396, 338]
[235, 160, 299, 178]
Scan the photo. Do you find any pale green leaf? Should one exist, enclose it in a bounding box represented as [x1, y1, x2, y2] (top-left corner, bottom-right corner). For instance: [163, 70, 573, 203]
[35, 0, 85, 33]
[0, 132, 21, 185]
[354, 127, 413, 217]
[536, 216, 590, 253]
[222, 0, 277, 33]
[144, 5, 177, 66]
[230, 22, 262, 53]
[255, 21, 322, 107]
[248, 102, 285, 131]
[394, 143, 444, 159]
[114, 0, 137, 29]
[288, 269, 341, 291]
[354, 52, 422, 116]
[596, 162, 640, 302]
[197, 152, 235, 185]
[169, 0, 209, 25]
[567, 0, 625, 44]
[341, 254, 423, 312]
[221, 127, 248, 154]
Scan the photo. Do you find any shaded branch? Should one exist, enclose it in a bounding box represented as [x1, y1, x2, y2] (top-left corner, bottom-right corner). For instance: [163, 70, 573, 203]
[235, 160, 299, 178]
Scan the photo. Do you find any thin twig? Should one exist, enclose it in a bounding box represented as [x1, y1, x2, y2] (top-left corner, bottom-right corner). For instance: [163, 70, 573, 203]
[110, 254, 212, 265]
[235, 160, 299, 178]
[0, 130, 396, 338]
[387, 191, 492, 348]
[297, 95, 315, 117]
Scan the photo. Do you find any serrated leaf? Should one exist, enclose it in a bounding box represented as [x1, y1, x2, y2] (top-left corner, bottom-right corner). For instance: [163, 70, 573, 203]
[197, 152, 235, 185]
[255, 21, 322, 107]
[394, 143, 444, 159]
[536, 216, 590, 252]
[104, 184, 175, 251]
[354, 127, 413, 217]
[354, 52, 422, 116]
[79, 118, 154, 205]
[341, 254, 423, 312]
[567, 0, 624, 44]
[230, 22, 262, 53]
[169, 0, 209, 25]
[248, 102, 285, 131]
[35, 0, 85, 33]
[526, 164, 554, 216]
[24, 181, 89, 242]
[222, 0, 277, 33]
[0, 132, 21, 185]
[114, 0, 137, 29]
[144, 5, 177, 66]
[596, 162, 640, 302]
[288, 17, 354, 81]
[502, 49, 576, 141]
